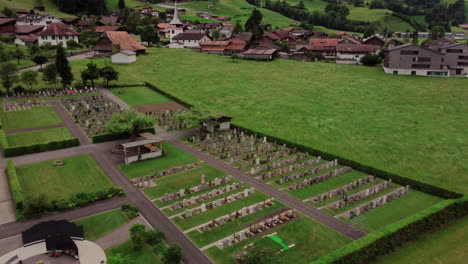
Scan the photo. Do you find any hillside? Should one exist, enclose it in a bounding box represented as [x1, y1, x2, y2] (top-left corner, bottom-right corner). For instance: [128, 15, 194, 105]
[0, 0, 73, 17]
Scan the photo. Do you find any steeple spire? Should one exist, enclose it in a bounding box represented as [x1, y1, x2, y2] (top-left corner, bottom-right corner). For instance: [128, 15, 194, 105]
[170, 0, 183, 26]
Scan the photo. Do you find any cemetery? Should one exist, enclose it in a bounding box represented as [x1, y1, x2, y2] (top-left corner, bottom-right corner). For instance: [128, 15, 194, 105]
[7, 87, 99, 102]
[136, 102, 192, 131]
[110, 86, 174, 106]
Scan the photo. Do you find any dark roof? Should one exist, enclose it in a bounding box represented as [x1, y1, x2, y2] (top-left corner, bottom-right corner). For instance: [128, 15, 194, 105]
[95, 25, 121, 33]
[0, 18, 16, 25]
[336, 44, 379, 53]
[244, 48, 278, 55]
[13, 8, 28, 14]
[236, 32, 254, 42]
[45, 234, 78, 252]
[172, 32, 208, 41]
[15, 34, 39, 43]
[22, 220, 84, 246]
[14, 25, 44, 34]
[388, 43, 444, 55]
[99, 16, 119, 25]
[61, 17, 79, 23]
[38, 22, 79, 36]
[0, 12, 7, 18]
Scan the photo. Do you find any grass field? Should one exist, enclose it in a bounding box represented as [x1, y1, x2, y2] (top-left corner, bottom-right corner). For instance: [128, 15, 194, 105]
[6, 127, 73, 147]
[374, 217, 468, 264]
[119, 142, 199, 179]
[0, 0, 74, 17]
[110, 86, 174, 106]
[205, 214, 351, 264]
[16, 154, 114, 201]
[74, 209, 128, 241]
[70, 48, 468, 194]
[105, 240, 162, 264]
[0, 106, 62, 131]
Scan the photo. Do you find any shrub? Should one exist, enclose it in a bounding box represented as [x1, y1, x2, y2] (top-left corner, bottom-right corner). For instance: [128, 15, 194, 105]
[13, 85, 26, 94]
[3, 138, 80, 157]
[144, 229, 165, 246]
[360, 53, 382, 66]
[66, 39, 82, 49]
[73, 80, 84, 89]
[122, 203, 139, 219]
[6, 160, 25, 210]
[91, 127, 154, 143]
[24, 194, 51, 218]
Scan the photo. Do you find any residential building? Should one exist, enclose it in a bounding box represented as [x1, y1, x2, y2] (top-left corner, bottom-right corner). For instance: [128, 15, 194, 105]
[335, 44, 380, 65]
[169, 32, 210, 49]
[16, 14, 61, 27]
[200, 41, 230, 54]
[362, 35, 385, 47]
[242, 48, 278, 60]
[0, 18, 16, 34]
[309, 38, 339, 59]
[94, 31, 147, 55]
[14, 25, 45, 46]
[37, 22, 79, 47]
[439, 43, 468, 76]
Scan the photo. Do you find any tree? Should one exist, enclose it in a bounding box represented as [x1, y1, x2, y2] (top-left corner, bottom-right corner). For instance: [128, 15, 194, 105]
[163, 244, 182, 264]
[107, 110, 155, 140]
[107, 255, 135, 264]
[32, 54, 48, 70]
[99, 66, 119, 87]
[429, 25, 445, 40]
[20, 70, 38, 91]
[43, 63, 58, 88]
[244, 246, 280, 264]
[245, 9, 263, 36]
[176, 107, 220, 136]
[0, 62, 18, 95]
[232, 20, 243, 35]
[125, 11, 141, 34]
[141, 26, 160, 44]
[297, 1, 305, 9]
[360, 53, 382, 66]
[144, 229, 165, 246]
[81, 62, 100, 87]
[228, 50, 239, 62]
[280, 42, 290, 53]
[130, 223, 146, 250]
[412, 31, 419, 45]
[11, 46, 24, 65]
[211, 29, 220, 40]
[118, 0, 126, 9]
[55, 45, 73, 86]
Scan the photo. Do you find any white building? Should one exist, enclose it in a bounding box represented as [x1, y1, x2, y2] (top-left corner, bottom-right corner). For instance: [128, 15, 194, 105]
[16, 14, 61, 27]
[335, 44, 380, 65]
[169, 32, 211, 49]
[37, 22, 79, 47]
[111, 50, 137, 64]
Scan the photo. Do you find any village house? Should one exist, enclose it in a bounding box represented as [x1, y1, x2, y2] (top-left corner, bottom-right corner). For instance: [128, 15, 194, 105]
[14, 25, 45, 46]
[169, 32, 211, 49]
[242, 47, 278, 61]
[362, 35, 385, 47]
[16, 14, 61, 27]
[37, 22, 79, 47]
[339, 35, 362, 45]
[60, 17, 79, 28]
[309, 38, 339, 59]
[224, 35, 249, 53]
[335, 44, 380, 65]
[94, 31, 147, 55]
[387, 38, 406, 49]
[13, 9, 29, 16]
[0, 18, 16, 34]
[425, 37, 457, 51]
[111, 50, 137, 64]
[200, 41, 230, 54]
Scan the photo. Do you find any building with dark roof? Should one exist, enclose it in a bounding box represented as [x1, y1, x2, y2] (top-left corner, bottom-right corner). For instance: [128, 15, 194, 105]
[37, 22, 79, 47]
[94, 31, 147, 55]
[169, 32, 210, 49]
[336, 44, 380, 64]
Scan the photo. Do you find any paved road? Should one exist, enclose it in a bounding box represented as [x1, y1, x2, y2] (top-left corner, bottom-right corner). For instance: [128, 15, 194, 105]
[169, 139, 367, 240]
[18, 51, 94, 73]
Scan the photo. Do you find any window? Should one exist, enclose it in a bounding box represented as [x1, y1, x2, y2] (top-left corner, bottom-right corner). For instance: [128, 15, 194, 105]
[411, 71, 416, 75]
[427, 71, 448, 76]
[400, 50, 418, 55]
[458, 55, 468, 60]
[457, 62, 468, 66]
[446, 49, 463, 53]
[52, 36, 55, 40]
[65, 36, 69, 40]
[413, 57, 431, 62]
[412, 64, 430, 69]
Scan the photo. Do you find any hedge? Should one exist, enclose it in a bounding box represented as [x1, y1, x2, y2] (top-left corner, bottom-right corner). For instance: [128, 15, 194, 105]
[230, 124, 463, 200]
[0, 127, 8, 150]
[145, 82, 193, 108]
[91, 127, 155, 143]
[3, 138, 80, 157]
[6, 160, 25, 210]
[312, 196, 468, 264]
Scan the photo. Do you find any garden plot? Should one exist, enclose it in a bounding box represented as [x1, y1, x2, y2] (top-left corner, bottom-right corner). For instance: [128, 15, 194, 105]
[61, 95, 126, 137]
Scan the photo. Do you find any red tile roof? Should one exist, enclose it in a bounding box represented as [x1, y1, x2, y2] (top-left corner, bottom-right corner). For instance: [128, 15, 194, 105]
[0, 12, 7, 18]
[157, 23, 171, 29]
[200, 41, 230, 46]
[95, 26, 121, 33]
[309, 38, 339, 47]
[15, 34, 38, 43]
[14, 25, 44, 34]
[106, 31, 147, 52]
[226, 43, 247, 51]
[37, 23, 79, 36]
[0, 18, 16, 25]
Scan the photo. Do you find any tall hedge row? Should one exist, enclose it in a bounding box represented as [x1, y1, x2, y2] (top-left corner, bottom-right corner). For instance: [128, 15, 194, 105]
[91, 127, 155, 143]
[3, 138, 80, 157]
[145, 82, 193, 108]
[0, 127, 8, 150]
[312, 196, 468, 264]
[6, 160, 25, 210]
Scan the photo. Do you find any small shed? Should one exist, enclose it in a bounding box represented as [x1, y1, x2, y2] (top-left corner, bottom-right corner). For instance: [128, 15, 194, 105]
[120, 139, 165, 164]
[111, 50, 137, 64]
[204, 113, 232, 133]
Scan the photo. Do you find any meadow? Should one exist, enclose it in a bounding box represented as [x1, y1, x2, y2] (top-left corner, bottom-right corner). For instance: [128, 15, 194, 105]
[6, 127, 73, 147]
[71, 48, 468, 194]
[74, 209, 129, 241]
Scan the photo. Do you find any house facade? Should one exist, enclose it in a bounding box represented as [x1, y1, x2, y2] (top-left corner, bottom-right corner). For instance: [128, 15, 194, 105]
[439, 43, 468, 76]
[37, 23, 79, 47]
[16, 14, 61, 27]
[336, 44, 380, 65]
[169, 33, 210, 49]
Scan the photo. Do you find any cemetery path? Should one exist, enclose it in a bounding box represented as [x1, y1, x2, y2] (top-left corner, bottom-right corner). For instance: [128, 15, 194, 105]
[50, 100, 91, 145]
[0, 197, 128, 240]
[169, 139, 368, 241]
[5, 124, 65, 135]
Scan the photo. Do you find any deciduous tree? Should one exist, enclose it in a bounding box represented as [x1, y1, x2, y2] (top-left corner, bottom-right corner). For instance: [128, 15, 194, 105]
[43, 63, 58, 88]
[0, 62, 17, 95]
[163, 244, 182, 264]
[20, 70, 38, 91]
[99, 66, 119, 87]
[107, 110, 155, 141]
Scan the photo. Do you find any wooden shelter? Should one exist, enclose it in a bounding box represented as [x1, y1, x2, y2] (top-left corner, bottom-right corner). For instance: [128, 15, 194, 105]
[120, 139, 165, 164]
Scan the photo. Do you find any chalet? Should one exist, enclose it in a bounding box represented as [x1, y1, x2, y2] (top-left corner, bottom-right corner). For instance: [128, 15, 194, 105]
[156, 23, 171, 38]
[425, 38, 457, 51]
[335, 44, 380, 65]
[94, 31, 147, 55]
[242, 48, 278, 61]
[0, 18, 16, 34]
[200, 41, 229, 54]
[309, 38, 339, 59]
[169, 32, 210, 49]
[13, 9, 29, 16]
[111, 50, 137, 64]
[14, 25, 45, 46]
[362, 35, 385, 47]
[37, 23, 79, 47]
[236, 32, 254, 43]
[387, 39, 405, 49]
[460, 24, 468, 30]
[219, 24, 233, 38]
[439, 43, 468, 76]
[339, 35, 362, 45]
[290, 44, 315, 61]
[224, 36, 249, 53]
[77, 20, 94, 31]
[34, 4, 46, 12]
[60, 17, 79, 28]
[16, 14, 61, 27]
[95, 26, 121, 34]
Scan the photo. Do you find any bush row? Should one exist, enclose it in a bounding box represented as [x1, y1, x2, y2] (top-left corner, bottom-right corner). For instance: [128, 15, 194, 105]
[231, 124, 463, 199]
[23, 186, 125, 219]
[145, 82, 193, 108]
[312, 196, 468, 264]
[91, 127, 155, 143]
[6, 160, 25, 210]
[3, 138, 80, 157]
[0, 127, 8, 150]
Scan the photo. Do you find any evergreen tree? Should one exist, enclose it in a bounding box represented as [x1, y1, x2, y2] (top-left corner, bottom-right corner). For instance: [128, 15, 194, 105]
[55, 45, 73, 87]
[141, 26, 160, 44]
[232, 20, 243, 35]
[163, 244, 182, 264]
[245, 9, 263, 36]
[0, 62, 18, 95]
[118, 0, 126, 9]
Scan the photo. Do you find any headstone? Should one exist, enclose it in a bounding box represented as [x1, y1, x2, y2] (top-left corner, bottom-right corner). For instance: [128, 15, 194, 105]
[239, 230, 246, 241]
[201, 203, 207, 212]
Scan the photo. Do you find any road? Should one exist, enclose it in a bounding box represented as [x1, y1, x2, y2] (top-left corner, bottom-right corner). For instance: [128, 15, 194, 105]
[18, 51, 94, 73]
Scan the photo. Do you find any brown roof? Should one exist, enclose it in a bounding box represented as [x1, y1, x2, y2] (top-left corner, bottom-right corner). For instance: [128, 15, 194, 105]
[37, 23, 79, 36]
[157, 23, 171, 29]
[243, 48, 277, 55]
[61, 17, 79, 23]
[0, 13, 7, 18]
[99, 16, 119, 25]
[0, 18, 16, 26]
[310, 38, 339, 47]
[200, 41, 229, 46]
[336, 44, 380, 53]
[77, 20, 93, 26]
[135, 102, 187, 113]
[95, 26, 121, 33]
[105, 31, 147, 52]
[14, 25, 44, 34]
[15, 34, 38, 43]
[172, 32, 208, 41]
[13, 8, 28, 14]
[226, 43, 247, 51]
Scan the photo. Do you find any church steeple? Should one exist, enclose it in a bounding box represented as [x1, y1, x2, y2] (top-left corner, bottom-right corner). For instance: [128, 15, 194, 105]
[170, 0, 183, 26]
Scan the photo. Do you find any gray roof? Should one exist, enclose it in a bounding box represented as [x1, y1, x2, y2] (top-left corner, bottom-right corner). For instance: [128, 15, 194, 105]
[121, 139, 164, 149]
[172, 32, 208, 41]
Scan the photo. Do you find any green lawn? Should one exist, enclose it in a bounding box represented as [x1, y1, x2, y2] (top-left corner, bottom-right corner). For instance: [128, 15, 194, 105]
[373, 217, 468, 264]
[71, 48, 468, 194]
[0, 106, 63, 131]
[205, 214, 351, 264]
[109, 86, 174, 106]
[105, 240, 162, 264]
[144, 164, 227, 200]
[0, 0, 75, 17]
[16, 154, 114, 201]
[74, 209, 128, 241]
[119, 142, 199, 179]
[6, 127, 74, 147]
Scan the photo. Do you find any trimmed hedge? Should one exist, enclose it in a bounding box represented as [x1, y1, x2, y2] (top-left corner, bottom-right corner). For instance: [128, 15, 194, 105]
[312, 196, 468, 264]
[91, 127, 155, 143]
[0, 127, 8, 150]
[3, 138, 80, 157]
[230, 124, 463, 199]
[145, 82, 193, 108]
[6, 160, 25, 210]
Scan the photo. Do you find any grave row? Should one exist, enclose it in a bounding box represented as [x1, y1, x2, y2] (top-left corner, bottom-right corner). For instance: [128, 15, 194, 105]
[278, 159, 338, 185]
[216, 209, 296, 249]
[9, 87, 97, 99]
[179, 188, 255, 219]
[130, 162, 202, 188]
[144, 109, 191, 131]
[252, 155, 319, 177]
[308, 175, 376, 203]
[336, 186, 410, 219]
[286, 167, 353, 191]
[2, 100, 48, 112]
